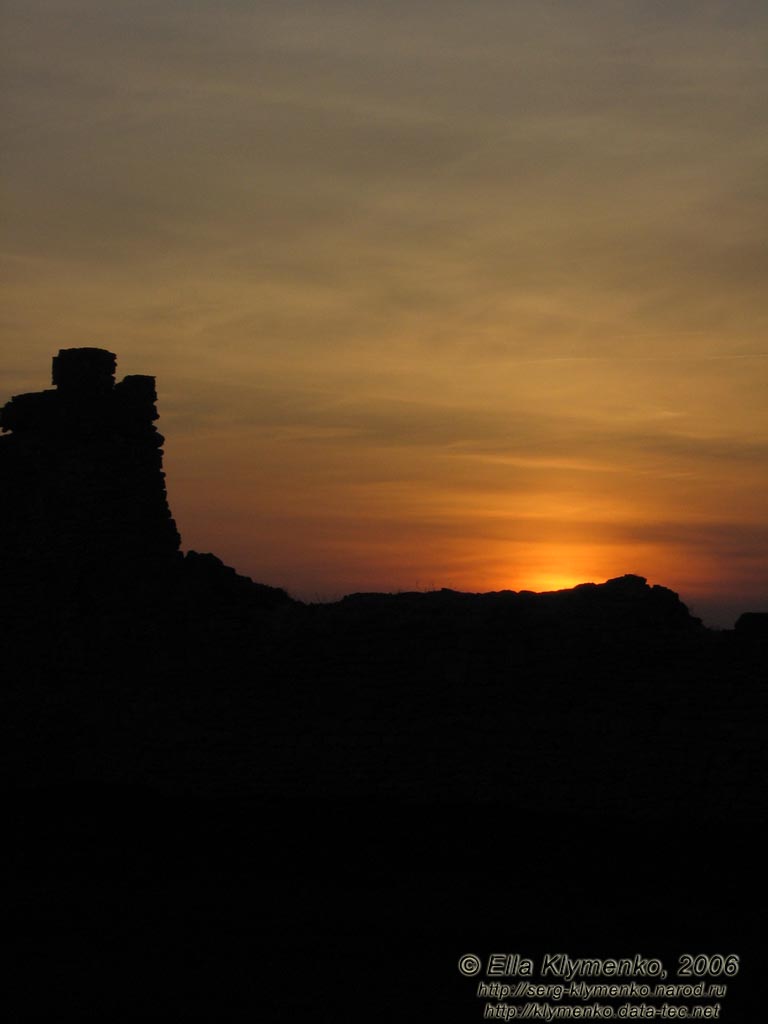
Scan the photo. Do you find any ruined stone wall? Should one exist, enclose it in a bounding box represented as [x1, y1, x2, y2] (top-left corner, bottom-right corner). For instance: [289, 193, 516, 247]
[0, 348, 181, 598]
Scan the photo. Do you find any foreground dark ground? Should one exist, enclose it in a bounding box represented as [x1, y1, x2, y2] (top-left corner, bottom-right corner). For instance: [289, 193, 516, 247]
[3, 568, 766, 1017]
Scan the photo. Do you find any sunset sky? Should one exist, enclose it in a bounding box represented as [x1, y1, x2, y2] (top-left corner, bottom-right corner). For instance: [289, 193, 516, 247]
[2, 1, 767, 625]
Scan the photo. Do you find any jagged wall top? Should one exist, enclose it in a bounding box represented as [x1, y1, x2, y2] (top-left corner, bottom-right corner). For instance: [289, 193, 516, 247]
[1, 348, 160, 436]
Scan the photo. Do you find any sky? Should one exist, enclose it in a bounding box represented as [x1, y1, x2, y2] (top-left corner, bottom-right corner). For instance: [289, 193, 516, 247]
[2, 0, 767, 625]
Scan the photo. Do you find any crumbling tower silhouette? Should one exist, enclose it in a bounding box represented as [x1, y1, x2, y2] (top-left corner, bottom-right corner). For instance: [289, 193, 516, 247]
[0, 348, 181, 600]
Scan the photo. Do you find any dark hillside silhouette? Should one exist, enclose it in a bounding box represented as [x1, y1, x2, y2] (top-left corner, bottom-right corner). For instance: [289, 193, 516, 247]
[0, 349, 289, 625]
[2, 351, 764, 1017]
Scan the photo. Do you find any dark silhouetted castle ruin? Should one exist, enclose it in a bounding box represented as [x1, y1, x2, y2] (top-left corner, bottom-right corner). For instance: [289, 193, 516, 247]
[0, 348, 181, 596]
